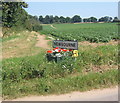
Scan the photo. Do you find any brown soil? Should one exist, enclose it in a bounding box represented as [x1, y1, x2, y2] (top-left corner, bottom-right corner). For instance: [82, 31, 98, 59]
[79, 40, 118, 47]
[35, 35, 51, 49]
[82, 65, 118, 75]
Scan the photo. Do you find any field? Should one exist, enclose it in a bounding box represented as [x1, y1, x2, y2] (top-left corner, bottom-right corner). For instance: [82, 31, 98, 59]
[41, 23, 118, 42]
[2, 23, 118, 100]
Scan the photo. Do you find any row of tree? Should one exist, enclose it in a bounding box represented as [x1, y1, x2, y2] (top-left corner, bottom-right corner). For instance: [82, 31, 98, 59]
[2, 1, 42, 36]
[1, 1, 120, 37]
[39, 15, 120, 24]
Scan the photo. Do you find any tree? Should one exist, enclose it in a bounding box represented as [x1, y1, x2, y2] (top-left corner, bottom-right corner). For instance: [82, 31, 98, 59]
[53, 16, 59, 23]
[43, 15, 50, 24]
[112, 17, 120, 22]
[59, 16, 66, 23]
[29, 15, 42, 31]
[33, 16, 39, 21]
[71, 15, 82, 23]
[65, 17, 71, 23]
[89, 17, 97, 22]
[39, 15, 44, 23]
[2, 2, 28, 27]
[83, 18, 88, 22]
[49, 15, 54, 24]
[2, 1, 42, 36]
[98, 16, 112, 22]
[98, 17, 104, 22]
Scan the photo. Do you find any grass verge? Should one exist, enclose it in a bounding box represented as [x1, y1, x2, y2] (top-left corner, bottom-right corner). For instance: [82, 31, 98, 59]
[2, 31, 42, 59]
[2, 44, 118, 100]
[3, 69, 118, 100]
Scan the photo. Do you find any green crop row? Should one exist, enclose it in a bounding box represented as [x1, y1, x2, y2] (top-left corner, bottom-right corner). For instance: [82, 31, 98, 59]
[41, 23, 119, 42]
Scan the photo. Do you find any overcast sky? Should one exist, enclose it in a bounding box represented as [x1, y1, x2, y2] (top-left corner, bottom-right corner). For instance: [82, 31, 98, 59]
[24, 2, 118, 18]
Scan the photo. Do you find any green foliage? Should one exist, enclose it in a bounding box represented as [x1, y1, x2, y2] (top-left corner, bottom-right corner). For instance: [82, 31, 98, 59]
[71, 15, 82, 23]
[39, 15, 118, 24]
[3, 69, 118, 99]
[58, 56, 76, 73]
[112, 17, 120, 22]
[2, 34, 19, 42]
[39, 15, 82, 24]
[41, 23, 118, 43]
[98, 16, 113, 22]
[2, 2, 42, 37]
[2, 2, 28, 28]
[78, 45, 118, 66]
[2, 45, 118, 81]
[32, 23, 43, 32]
[2, 44, 118, 99]
[83, 17, 97, 22]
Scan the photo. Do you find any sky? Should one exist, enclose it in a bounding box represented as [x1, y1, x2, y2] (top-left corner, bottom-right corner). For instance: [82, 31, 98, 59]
[24, 2, 118, 19]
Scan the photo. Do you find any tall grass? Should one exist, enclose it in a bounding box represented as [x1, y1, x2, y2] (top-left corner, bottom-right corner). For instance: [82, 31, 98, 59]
[3, 45, 118, 81]
[2, 44, 118, 99]
[3, 69, 118, 99]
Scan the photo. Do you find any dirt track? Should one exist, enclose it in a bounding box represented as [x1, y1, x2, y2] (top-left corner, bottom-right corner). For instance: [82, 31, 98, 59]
[35, 34, 118, 49]
[35, 35, 50, 49]
[50, 25, 56, 29]
[11, 86, 118, 101]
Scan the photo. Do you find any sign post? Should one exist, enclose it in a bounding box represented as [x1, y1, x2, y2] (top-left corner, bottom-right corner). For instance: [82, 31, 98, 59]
[53, 40, 78, 50]
[46, 40, 78, 62]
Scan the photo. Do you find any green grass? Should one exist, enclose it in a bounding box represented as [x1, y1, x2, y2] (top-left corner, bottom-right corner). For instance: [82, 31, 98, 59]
[2, 45, 118, 81]
[41, 23, 118, 42]
[3, 69, 118, 100]
[2, 35, 20, 42]
[2, 23, 119, 100]
[2, 31, 42, 59]
[2, 44, 118, 99]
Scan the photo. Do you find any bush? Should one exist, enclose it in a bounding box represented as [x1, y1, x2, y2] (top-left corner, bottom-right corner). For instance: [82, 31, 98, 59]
[32, 24, 43, 32]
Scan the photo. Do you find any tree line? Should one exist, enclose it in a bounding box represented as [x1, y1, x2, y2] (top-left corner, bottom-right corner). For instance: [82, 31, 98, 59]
[39, 15, 120, 24]
[2, 1, 42, 36]
[1, 1, 120, 37]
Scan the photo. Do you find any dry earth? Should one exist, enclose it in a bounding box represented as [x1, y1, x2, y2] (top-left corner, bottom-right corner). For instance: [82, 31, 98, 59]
[79, 40, 118, 47]
[35, 35, 50, 49]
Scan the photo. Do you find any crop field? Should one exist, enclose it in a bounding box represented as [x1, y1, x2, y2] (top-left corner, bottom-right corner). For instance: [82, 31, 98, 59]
[2, 23, 119, 100]
[41, 23, 118, 42]
[2, 1, 119, 101]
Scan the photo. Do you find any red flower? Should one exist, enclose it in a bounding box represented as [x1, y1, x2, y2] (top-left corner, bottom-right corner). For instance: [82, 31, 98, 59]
[58, 50, 61, 52]
[63, 49, 67, 52]
[69, 49, 73, 51]
[61, 49, 67, 52]
[47, 50, 53, 53]
[56, 47, 59, 49]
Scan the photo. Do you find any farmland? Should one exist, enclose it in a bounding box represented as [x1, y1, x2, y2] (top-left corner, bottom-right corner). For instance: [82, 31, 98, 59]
[41, 23, 118, 42]
[1, 1, 119, 101]
[2, 23, 118, 100]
